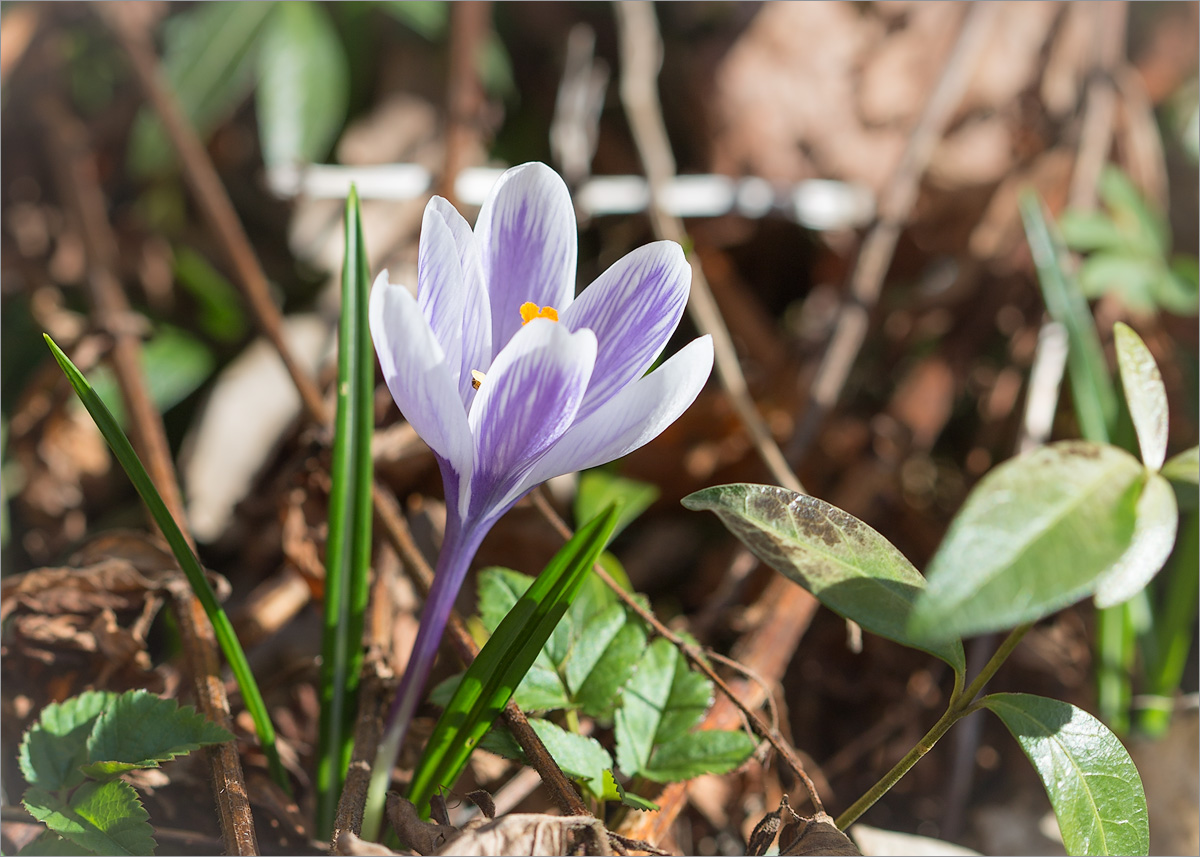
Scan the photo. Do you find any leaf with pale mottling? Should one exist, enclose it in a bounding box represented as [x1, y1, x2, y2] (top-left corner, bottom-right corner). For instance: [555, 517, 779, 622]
[683, 484, 964, 673]
[1114, 323, 1168, 470]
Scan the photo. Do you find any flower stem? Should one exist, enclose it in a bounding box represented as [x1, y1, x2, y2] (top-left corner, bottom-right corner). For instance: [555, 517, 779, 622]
[834, 622, 1032, 830]
[361, 521, 484, 841]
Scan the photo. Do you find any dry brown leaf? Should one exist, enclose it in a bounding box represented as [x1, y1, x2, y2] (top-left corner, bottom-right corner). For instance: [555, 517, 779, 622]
[780, 812, 861, 856]
[436, 815, 613, 857]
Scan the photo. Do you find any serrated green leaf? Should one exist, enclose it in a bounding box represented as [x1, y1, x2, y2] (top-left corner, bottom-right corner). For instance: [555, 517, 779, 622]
[17, 830, 97, 856]
[641, 729, 757, 783]
[20, 692, 116, 792]
[575, 470, 659, 542]
[911, 441, 1145, 640]
[82, 690, 232, 779]
[567, 606, 647, 722]
[614, 639, 713, 778]
[1093, 472, 1178, 608]
[983, 693, 1148, 856]
[24, 780, 155, 856]
[129, 1, 274, 175]
[683, 484, 966, 673]
[1113, 323, 1169, 470]
[528, 719, 613, 800]
[256, 1, 348, 167]
[1162, 446, 1199, 486]
[600, 770, 659, 811]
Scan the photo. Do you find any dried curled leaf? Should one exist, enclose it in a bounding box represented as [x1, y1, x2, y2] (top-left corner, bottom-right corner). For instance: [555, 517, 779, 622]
[779, 812, 861, 856]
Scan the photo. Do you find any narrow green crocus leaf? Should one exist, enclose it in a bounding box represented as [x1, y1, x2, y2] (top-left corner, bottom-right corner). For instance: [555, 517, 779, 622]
[1113, 323, 1169, 471]
[406, 503, 620, 817]
[983, 693, 1148, 856]
[1093, 472, 1178, 608]
[911, 441, 1145, 640]
[683, 484, 965, 674]
[42, 335, 288, 792]
[316, 185, 375, 836]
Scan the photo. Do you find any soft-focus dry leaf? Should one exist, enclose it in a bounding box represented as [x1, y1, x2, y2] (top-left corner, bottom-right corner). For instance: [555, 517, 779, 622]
[780, 812, 861, 856]
[437, 814, 613, 857]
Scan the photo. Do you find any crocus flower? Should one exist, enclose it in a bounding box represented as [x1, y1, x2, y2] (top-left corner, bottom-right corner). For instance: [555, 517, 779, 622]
[365, 162, 713, 818]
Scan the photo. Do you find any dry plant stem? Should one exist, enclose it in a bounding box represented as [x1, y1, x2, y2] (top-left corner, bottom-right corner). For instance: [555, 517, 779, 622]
[834, 622, 1032, 831]
[370, 483, 590, 818]
[332, 668, 386, 844]
[1068, 1, 1127, 211]
[614, 0, 802, 496]
[98, 2, 329, 427]
[531, 490, 823, 813]
[36, 91, 258, 857]
[789, 1, 1001, 462]
[440, 1, 491, 205]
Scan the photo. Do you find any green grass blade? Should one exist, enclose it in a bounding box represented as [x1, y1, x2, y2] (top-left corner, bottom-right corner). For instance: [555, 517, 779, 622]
[316, 185, 375, 837]
[42, 334, 289, 791]
[406, 503, 620, 818]
[1019, 190, 1117, 444]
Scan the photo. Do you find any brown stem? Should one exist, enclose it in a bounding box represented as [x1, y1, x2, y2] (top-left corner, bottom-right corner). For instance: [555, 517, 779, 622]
[440, 1, 491, 205]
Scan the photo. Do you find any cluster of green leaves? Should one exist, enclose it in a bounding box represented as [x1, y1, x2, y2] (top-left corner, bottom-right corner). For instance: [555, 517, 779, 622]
[18, 690, 232, 856]
[427, 472, 755, 811]
[1059, 166, 1198, 316]
[682, 324, 1194, 856]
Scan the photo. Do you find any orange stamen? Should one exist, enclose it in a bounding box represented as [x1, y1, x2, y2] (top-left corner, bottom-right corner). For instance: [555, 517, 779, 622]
[519, 302, 559, 325]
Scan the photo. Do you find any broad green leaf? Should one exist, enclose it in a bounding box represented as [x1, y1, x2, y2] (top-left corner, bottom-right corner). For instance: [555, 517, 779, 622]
[172, 247, 248, 342]
[20, 692, 116, 792]
[256, 1, 348, 167]
[575, 470, 659, 542]
[407, 505, 619, 816]
[1079, 255, 1162, 315]
[1093, 473, 1178, 608]
[86, 327, 214, 429]
[983, 693, 1148, 856]
[683, 484, 965, 673]
[1059, 210, 1126, 253]
[1113, 323, 1169, 470]
[129, 1, 274, 175]
[614, 639, 711, 778]
[600, 770, 659, 811]
[1162, 446, 1199, 486]
[24, 781, 155, 857]
[912, 441, 1145, 639]
[16, 831, 95, 856]
[81, 690, 232, 779]
[1098, 166, 1168, 258]
[641, 729, 757, 783]
[527, 719, 613, 800]
[566, 605, 647, 722]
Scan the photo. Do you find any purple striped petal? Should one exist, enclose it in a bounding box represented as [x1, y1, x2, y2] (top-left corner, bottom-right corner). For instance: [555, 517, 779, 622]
[467, 319, 597, 515]
[419, 197, 491, 407]
[523, 335, 713, 487]
[370, 272, 474, 486]
[561, 241, 692, 420]
[475, 163, 578, 354]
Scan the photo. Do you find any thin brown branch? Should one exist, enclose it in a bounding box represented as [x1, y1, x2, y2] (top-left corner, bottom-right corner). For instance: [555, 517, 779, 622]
[98, 2, 329, 427]
[36, 86, 258, 857]
[530, 489, 824, 813]
[440, 1, 491, 205]
[614, 0, 803, 496]
[788, 1, 1001, 462]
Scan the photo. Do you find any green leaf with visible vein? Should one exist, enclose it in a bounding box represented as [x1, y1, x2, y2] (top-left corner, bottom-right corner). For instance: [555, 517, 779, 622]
[24, 780, 155, 856]
[614, 638, 711, 778]
[642, 729, 757, 783]
[983, 693, 1148, 856]
[81, 691, 231, 779]
[911, 441, 1145, 640]
[683, 484, 965, 673]
[20, 692, 116, 792]
[1113, 323, 1169, 470]
[16, 830, 95, 856]
[528, 719, 613, 800]
[565, 604, 647, 722]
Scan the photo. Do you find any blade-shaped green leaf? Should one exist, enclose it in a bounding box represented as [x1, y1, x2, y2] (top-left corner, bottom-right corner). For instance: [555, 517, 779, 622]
[256, 1, 348, 168]
[406, 504, 620, 815]
[683, 484, 965, 673]
[911, 441, 1145, 640]
[129, 1, 275, 175]
[24, 781, 155, 857]
[565, 604, 647, 722]
[642, 729, 757, 783]
[614, 638, 712, 778]
[42, 336, 287, 791]
[20, 692, 116, 792]
[1113, 323, 1168, 470]
[316, 185, 375, 835]
[81, 690, 232, 779]
[1093, 472, 1178, 608]
[1161, 446, 1199, 486]
[983, 693, 1148, 856]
